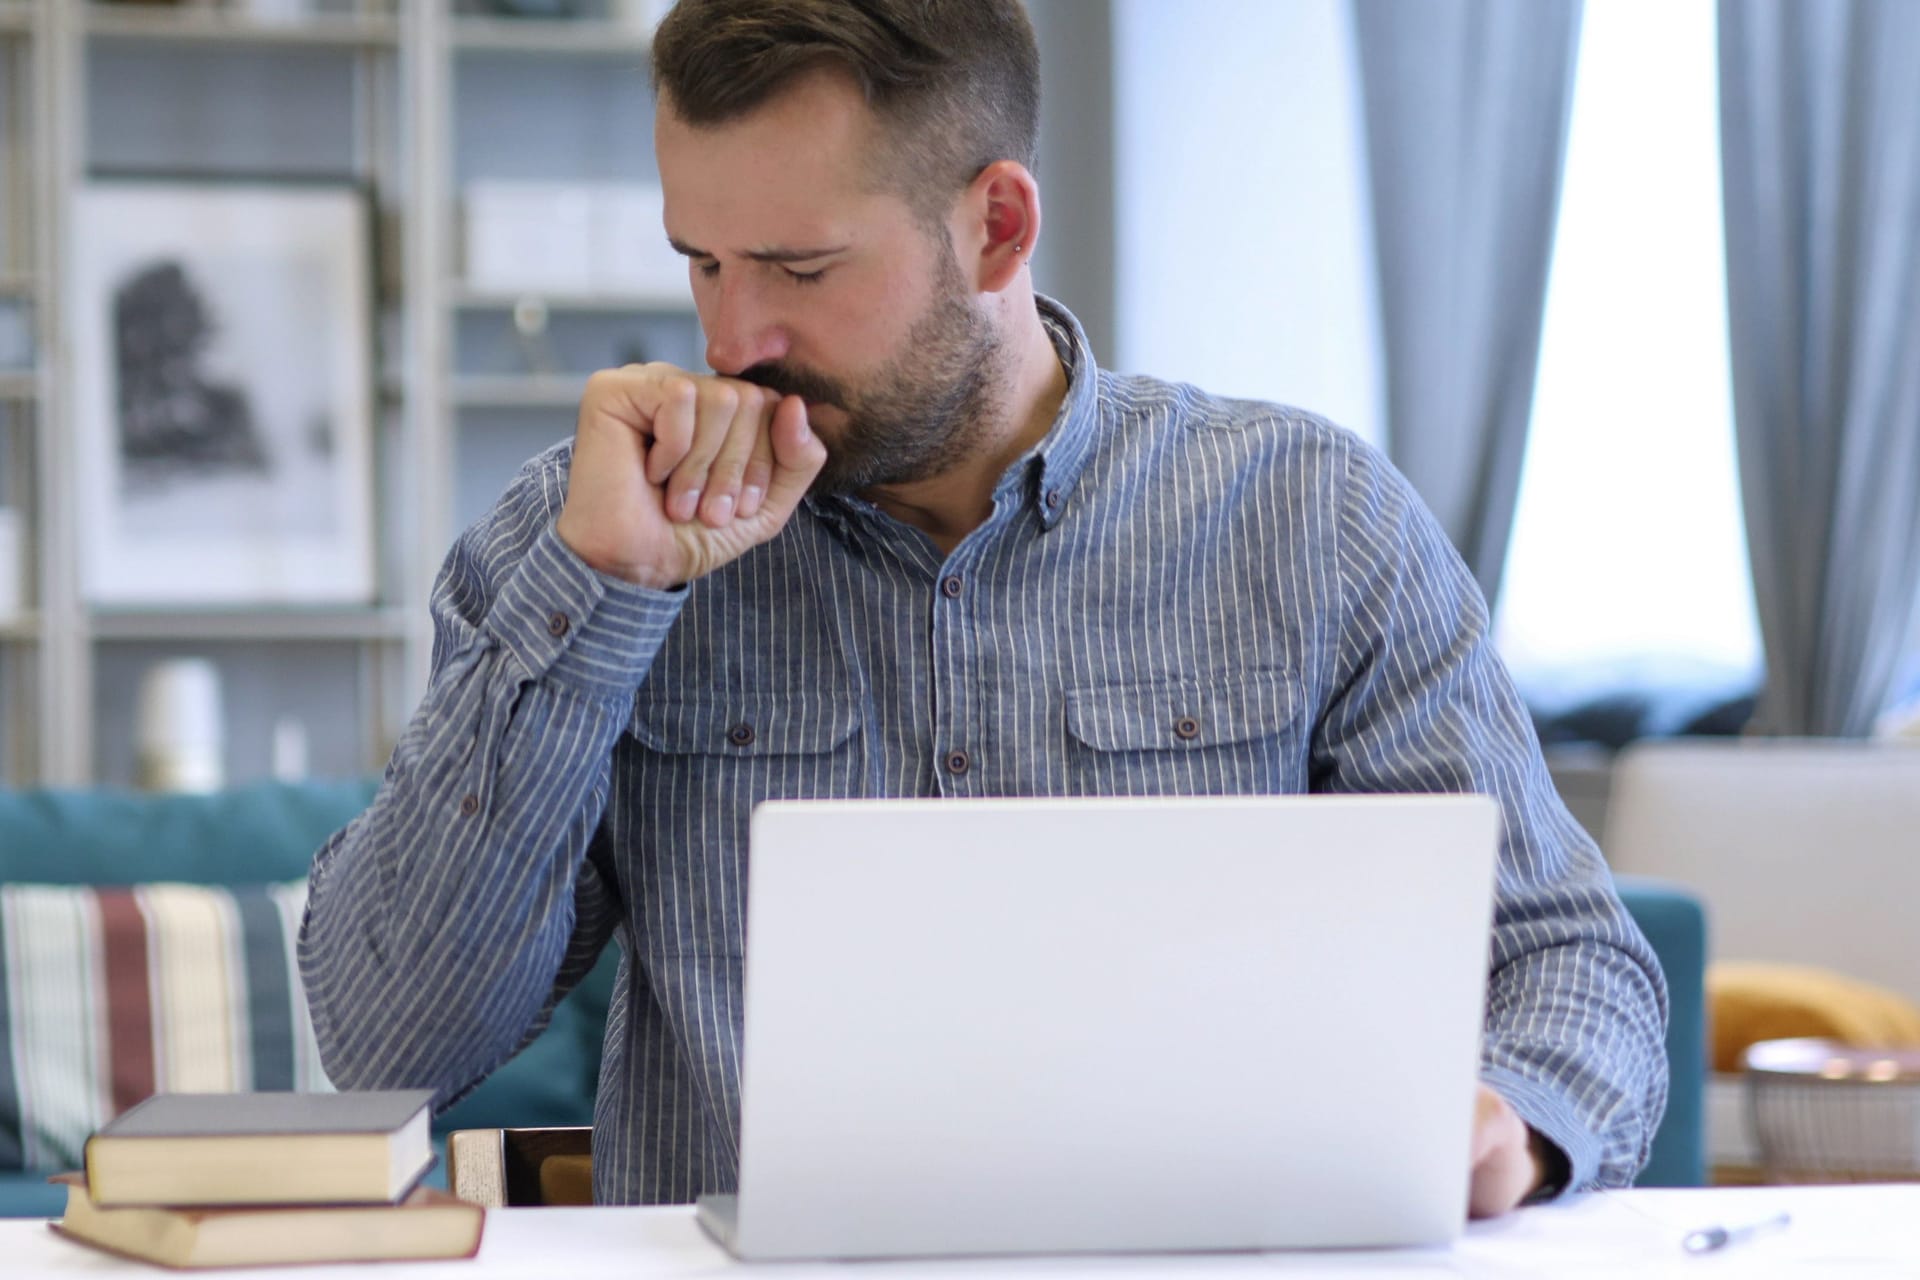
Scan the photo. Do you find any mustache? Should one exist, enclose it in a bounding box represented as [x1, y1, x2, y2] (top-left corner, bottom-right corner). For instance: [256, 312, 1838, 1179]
[733, 361, 848, 410]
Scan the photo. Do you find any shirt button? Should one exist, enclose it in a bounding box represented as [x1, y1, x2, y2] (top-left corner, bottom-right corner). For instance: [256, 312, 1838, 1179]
[940, 575, 964, 599]
[1173, 716, 1202, 741]
[1044, 489, 1062, 511]
[944, 750, 971, 776]
[547, 611, 570, 638]
[727, 722, 756, 748]
[459, 793, 480, 816]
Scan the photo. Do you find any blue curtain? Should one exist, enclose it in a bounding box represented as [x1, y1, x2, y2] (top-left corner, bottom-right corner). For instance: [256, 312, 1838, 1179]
[1720, 0, 1920, 736]
[1350, 0, 1583, 606]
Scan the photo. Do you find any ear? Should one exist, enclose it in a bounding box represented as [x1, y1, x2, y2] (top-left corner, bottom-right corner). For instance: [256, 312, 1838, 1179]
[953, 160, 1040, 294]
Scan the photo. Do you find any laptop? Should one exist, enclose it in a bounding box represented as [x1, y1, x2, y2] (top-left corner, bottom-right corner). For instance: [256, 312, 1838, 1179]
[697, 794, 1499, 1261]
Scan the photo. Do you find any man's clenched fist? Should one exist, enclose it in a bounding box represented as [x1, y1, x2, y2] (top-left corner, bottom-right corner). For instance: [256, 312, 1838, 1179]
[555, 363, 829, 590]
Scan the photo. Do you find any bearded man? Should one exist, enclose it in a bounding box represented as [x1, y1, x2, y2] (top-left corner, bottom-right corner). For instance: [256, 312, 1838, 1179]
[300, 0, 1667, 1221]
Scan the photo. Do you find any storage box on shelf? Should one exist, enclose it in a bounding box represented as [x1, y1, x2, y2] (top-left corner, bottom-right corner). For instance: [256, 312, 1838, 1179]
[444, 9, 699, 532]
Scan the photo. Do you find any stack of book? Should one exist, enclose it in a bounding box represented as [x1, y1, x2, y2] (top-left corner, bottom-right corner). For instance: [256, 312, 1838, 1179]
[51, 1089, 485, 1269]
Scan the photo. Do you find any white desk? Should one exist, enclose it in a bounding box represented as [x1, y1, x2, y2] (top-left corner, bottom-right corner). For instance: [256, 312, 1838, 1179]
[9, 1187, 1920, 1279]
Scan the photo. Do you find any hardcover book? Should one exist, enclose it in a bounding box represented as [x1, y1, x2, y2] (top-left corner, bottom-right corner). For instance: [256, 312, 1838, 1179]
[83, 1089, 436, 1207]
[51, 1175, 484, 1270]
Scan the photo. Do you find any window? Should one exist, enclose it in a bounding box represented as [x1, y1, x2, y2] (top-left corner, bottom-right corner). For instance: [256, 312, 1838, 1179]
[1494, 0, 1759, 704]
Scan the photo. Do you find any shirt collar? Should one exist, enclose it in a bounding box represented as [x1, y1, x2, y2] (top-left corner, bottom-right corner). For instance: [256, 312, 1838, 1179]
[1013, 294, 1102, 532]
[805, 293, 1103, 536]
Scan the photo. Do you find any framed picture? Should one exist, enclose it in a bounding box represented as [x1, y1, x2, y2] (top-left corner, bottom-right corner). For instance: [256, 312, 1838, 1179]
[71, 178, 376, 607]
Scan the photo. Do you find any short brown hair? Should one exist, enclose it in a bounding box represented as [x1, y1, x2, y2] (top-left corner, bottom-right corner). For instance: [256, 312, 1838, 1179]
[651, 0, 1041, 224]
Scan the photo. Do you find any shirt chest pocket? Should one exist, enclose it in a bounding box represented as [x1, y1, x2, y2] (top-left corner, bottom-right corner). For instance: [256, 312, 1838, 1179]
[624, 692, 868, 959]
[629, 693, 863, 760]
[1062, 670, 1307, 796]
[626, 690, 868, 829]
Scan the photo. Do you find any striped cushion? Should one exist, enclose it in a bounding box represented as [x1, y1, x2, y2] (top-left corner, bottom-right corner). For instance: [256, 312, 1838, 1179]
[0, 882, 331, 1171]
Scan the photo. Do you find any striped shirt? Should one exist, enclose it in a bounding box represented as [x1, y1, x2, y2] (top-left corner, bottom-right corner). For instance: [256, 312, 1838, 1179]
[299, 299, 1667, 1205]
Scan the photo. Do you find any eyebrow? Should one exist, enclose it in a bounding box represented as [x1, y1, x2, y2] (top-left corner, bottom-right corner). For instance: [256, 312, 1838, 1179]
[669, 237, 848, 264]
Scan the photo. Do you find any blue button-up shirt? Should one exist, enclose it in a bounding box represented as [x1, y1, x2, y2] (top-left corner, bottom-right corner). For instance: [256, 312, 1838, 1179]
[301, 300, 1666, 1205]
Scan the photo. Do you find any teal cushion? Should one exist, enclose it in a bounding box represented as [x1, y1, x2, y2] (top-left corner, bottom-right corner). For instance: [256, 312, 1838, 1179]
[1615, 875, 1707, 1187]
[0, 779, 616, 1195]
[0, 882, 326, 1174]
[0, 779, 378, 885]
[0, 1170, 63, 1218]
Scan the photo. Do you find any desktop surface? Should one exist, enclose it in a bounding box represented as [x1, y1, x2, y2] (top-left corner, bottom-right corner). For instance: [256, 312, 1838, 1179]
[12, 1186, 1920, 1277]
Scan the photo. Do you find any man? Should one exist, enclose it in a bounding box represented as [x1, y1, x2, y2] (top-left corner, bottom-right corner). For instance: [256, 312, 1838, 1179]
[299, 0, 1666, 1220]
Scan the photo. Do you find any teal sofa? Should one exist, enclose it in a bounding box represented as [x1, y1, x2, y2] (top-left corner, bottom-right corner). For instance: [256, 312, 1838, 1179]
[0, 782, 1704, 1217]
[0, 780, 613, 1218]
[1614, 876, 1707, 1187]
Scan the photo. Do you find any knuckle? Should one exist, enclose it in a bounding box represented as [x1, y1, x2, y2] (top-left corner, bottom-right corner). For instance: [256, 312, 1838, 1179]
[704, 382, 740, 415]
[663, 374, 698, 407]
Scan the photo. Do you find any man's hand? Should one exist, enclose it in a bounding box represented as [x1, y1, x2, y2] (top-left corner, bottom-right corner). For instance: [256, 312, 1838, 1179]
[555, 364, 829, 590]
[1468, 1085, 1550, 1218]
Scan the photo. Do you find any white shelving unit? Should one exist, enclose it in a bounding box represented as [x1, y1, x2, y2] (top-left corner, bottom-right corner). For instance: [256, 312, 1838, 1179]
[0, 0, 60, 782]
[0, 0, 693, 788]
[450, 373, 592, 410]
[437, 0, 695, 581]
[449, 286, 693, 313]
[83, 4, 401, 47]
[449, 15, 652, 56]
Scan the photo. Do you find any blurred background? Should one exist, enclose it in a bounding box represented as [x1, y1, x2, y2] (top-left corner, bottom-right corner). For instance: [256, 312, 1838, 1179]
[0, 0, 1915, 790]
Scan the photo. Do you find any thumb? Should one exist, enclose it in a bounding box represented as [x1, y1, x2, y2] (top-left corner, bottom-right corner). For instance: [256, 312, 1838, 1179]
[1470, 1087, 1519, 1164]
[760, 394, 829, 515]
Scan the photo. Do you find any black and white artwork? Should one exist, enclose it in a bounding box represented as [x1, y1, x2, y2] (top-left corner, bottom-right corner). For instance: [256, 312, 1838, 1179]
[74, 181, 374, 606]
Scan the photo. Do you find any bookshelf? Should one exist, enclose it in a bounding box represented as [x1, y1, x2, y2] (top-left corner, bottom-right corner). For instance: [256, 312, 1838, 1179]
[0, 0, 692, 787]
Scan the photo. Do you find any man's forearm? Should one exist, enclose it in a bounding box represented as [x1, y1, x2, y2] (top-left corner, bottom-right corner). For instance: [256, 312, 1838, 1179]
[1481, 931, 1669, 1193]
[1318, 439, 1669, 1194]
[298, 521, 682, 1101]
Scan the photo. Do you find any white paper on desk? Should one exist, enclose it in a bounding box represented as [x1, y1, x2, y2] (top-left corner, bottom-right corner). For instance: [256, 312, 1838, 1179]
[381, 1197, 1920, 1280]
[1504, 1188, 1920, 1279]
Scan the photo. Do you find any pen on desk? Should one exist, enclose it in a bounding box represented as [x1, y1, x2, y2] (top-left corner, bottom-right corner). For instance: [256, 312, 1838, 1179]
[1681, 1210, 1791, 1254]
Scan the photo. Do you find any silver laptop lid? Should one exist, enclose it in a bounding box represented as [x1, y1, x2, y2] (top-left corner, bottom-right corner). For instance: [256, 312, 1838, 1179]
[728, 794, 1499, 1260]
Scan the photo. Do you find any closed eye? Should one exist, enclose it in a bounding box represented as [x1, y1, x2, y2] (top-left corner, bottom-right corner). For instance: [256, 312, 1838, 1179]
[691, 260, 826, 285]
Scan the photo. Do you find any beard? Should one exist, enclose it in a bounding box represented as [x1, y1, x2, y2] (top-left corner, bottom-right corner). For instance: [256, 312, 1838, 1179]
[734, 245, 1002, 497]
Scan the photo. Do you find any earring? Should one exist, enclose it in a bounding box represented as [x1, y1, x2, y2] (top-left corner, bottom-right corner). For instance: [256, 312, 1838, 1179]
[1013, 243, 1025, 254]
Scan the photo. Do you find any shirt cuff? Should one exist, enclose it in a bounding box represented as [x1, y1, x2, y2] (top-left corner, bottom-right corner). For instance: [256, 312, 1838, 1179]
[1480, 1065, 1600, 1201]
[484, 523, 687, 698]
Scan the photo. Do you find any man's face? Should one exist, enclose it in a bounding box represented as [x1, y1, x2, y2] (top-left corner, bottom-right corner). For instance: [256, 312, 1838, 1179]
[656, 72, 1001, 495]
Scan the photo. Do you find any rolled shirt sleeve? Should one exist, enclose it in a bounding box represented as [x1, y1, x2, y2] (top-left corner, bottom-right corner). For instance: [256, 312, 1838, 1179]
[298, 444, 682, 1108]
[1315, 436, 1669, 1192]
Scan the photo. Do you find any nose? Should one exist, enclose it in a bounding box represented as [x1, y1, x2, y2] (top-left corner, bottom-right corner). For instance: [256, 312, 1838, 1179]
[700, 273, 790, 376]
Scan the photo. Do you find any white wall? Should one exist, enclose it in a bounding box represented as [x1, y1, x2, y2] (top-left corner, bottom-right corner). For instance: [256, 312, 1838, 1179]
[1111, 0, 1380, 444]
[1027, 0, 1116, 366]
